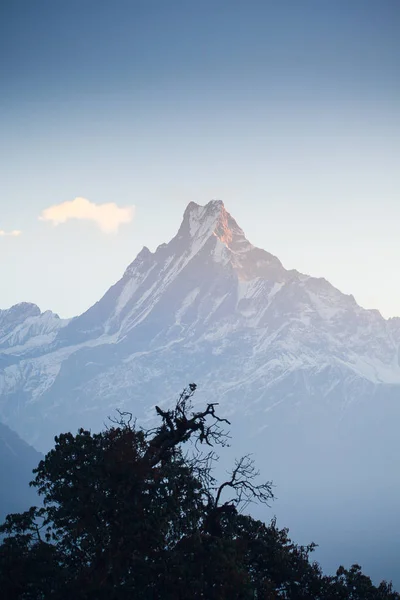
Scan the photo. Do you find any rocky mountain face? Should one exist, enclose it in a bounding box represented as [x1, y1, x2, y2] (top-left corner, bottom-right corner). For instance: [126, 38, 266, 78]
[1, 200, 400, 584]
[0, 302, 67, 355]
[1, 200, 399, 446]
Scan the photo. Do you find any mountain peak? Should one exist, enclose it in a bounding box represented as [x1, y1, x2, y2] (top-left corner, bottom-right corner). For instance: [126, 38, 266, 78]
[0, 302, 41, 319]
[182, 199, 225, 231]
[180, 199, 250, 252]
[168, 199, 286, 283]
[184, 199, 224, 215]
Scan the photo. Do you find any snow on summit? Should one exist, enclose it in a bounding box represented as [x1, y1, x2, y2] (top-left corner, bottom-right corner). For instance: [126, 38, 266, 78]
[0, 303, 67, 354]
[1, 199, 400, 450]
[2, 199, 400, 585]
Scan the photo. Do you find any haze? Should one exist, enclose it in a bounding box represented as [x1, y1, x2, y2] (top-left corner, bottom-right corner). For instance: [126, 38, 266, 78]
[1, 0, 399, 318]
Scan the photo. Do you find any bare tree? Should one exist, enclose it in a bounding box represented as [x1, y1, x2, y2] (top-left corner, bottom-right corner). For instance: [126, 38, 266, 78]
[144, 384, 231, 467]
[214, 454, 274, 512]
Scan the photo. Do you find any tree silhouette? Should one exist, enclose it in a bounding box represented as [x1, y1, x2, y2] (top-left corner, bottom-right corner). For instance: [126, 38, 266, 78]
[0, 385, 398, 599]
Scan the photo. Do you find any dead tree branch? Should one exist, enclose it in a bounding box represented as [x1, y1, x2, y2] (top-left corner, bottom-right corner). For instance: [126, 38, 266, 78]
[144, 384, 231, 467]
[214, 454, 274, 512]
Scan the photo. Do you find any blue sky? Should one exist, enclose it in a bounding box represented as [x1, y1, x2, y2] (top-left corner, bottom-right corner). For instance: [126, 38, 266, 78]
[1, 0, 399, 317]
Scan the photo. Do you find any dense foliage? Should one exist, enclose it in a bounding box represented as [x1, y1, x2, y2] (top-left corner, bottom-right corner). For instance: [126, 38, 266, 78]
[0, 385, 398, 599]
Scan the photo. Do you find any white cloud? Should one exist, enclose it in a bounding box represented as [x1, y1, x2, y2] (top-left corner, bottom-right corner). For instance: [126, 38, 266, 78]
[39, 197, 135, 234]
[0, 230, 22, 237]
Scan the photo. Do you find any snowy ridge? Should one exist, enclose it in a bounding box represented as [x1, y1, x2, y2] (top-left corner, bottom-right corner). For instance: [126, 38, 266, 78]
[2, 199, 400, 587]
[0, 303, 68, 355]
[0, 199, 400, 450]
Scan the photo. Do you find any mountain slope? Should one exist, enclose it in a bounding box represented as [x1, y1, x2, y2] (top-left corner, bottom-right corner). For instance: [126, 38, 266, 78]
[0, 302, 67, 358]
[1, 200, 399, 448]
[0, 200, 400, 584]
[0, 421, 42, 521]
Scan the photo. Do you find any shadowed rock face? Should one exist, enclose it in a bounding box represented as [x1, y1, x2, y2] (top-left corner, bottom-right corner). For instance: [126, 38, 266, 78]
[0, 421, 42, 521]
[1, 200, 400, 586]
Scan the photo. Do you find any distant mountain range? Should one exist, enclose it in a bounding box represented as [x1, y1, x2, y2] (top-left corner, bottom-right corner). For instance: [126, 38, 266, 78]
[0, 421, 41, 521]
[1, 200, 399, 584]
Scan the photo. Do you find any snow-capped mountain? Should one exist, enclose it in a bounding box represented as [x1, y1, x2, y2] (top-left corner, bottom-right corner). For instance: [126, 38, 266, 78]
[1, 200, 400, 583]
[1, 200, 399, 448]
[0, 302, 67, 356]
